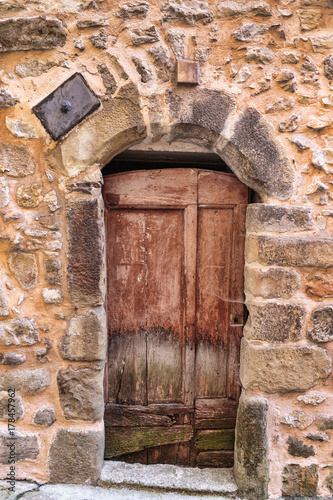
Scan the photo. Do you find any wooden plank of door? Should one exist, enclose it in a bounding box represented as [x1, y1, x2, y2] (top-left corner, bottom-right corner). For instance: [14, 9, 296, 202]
[104, 403, 193, 427]
[195, 429, 235, 451]
[106, 210, 147, 404]
[148, 443, 191, 465]
[198, 170, 248, 206]
[195, 208, 234, 398]
[197, 450, 234, 468]
[183, 204, 197, 407]
[195, 398, 238, 419]
[227, 203, 247, 400]
[103, 169, 197, 207]
[146, 210, 184, 404]
[105, 425, 193, 458]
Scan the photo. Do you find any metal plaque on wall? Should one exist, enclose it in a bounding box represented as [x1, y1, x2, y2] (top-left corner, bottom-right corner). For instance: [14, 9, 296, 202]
[32, 72, 101, 141]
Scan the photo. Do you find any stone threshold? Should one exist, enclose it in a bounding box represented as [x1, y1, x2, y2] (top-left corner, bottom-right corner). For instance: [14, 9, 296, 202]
[0, 481, 330, 499]
[98, 461, 238, 496]
[0, 482, 242, 499]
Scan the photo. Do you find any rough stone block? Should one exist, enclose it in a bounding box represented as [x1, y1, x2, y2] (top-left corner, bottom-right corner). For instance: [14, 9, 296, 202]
[245, 47, 275, 64]
[218, 108, 294, 201]
[234, 393, 269, 499]
[0, 368, 50, 394]
[287, 436, 315, 458]
[0, 290, 9, 318]
[32, 407, 56, 427]
[246, 204, 313, 233]
[297, 8, 323, 31]
[308, 306, 333, 343]
[44, 258, 61, 286]
[59, 308, 107, 361]
[306, 432, 329, 441]
[0, 432, 39, 463]
[297, 394, 325, 406]
[132, 56, 153, 83]
[1, 352, 26, 365]
[316, 415, 333, 431]
[66, 198, 104, 307]
[246, 234, 333, 268]
[116, 1, 149, 20]
[161, 0, 214, 25]
[8, 252, 38, 291]
[0, 317, 39, 346]
[166, 87, 235, 147]
[281, 410, 313, 430]
[42, 288, 63, 305]
[131, 26, 160, 46]
[240, 339, 332, 393]
[48, 428, 104, 484]
[16, 183, 43, 208]
[0, 142, 35, 177]
[149, 46, 175, 82]
[5, 117, 37, 139]
[282, 464, 318, 497]
[0, 17, 66, 52]
[0, 391, 24, 421]
[0, 88, 19, 109]
[0, 177, 9, 208]
[245, 267, 300, 299]
[217, 1, 272, 18]
[57, 366, 104, 422]
[232, 23, 268, 43]
[310, 33, 333, 53]
[245, 302, 305, 342]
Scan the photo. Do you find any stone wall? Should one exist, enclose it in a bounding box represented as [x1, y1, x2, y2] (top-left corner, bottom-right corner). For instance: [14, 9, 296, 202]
[0, 0, 333, 498]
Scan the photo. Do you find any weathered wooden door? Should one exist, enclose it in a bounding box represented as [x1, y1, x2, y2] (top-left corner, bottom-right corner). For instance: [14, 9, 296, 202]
[103, 168, 248, 467]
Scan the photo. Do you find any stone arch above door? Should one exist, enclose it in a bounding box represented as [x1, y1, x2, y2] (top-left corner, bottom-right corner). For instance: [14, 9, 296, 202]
[46, 83, 295, 202]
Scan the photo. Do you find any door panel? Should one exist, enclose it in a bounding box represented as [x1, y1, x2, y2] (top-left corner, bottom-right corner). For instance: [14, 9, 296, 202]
[146, 210, 184, 404]
[103, 168, 248, 466]
[107, 210, 147, 404]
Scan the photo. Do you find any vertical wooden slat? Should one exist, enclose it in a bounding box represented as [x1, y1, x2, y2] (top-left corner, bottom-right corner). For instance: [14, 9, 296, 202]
[183, 203, 197, 407]
[227, 203, 247, 400]
[195, 208, 233, 398]
[146, 210, 184, 404]
[107, 210, 147, 404]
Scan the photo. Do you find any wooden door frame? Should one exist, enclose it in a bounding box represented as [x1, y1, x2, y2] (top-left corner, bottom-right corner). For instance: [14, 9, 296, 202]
[102, 162, 249, 468]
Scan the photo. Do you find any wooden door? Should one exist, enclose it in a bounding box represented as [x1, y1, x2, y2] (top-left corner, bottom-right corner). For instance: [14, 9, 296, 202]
[103, 168, 248, 467]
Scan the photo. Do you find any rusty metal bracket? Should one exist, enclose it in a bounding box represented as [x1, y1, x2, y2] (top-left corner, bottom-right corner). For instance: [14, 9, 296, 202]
[32, 72, 101, 141]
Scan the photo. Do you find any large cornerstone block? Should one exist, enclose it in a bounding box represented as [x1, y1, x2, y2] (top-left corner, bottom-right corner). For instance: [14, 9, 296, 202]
[59, 308, 107, 361]
[234, 393, 269, 500]
[245, 302, 305, 342]
[245, 267, 301, 299]
[246, 235, 333, 268]
[57, 366, 104, 422]
[48, 428, 104, 484]
[246, 204, 313, 233]
[66, 198, 104, 306]
[240, 339, 332, 393]
[219, 108, 295, 201]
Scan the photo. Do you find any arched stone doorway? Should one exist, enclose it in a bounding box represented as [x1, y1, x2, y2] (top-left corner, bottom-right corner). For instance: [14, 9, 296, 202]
[47, 84, 310, 500]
